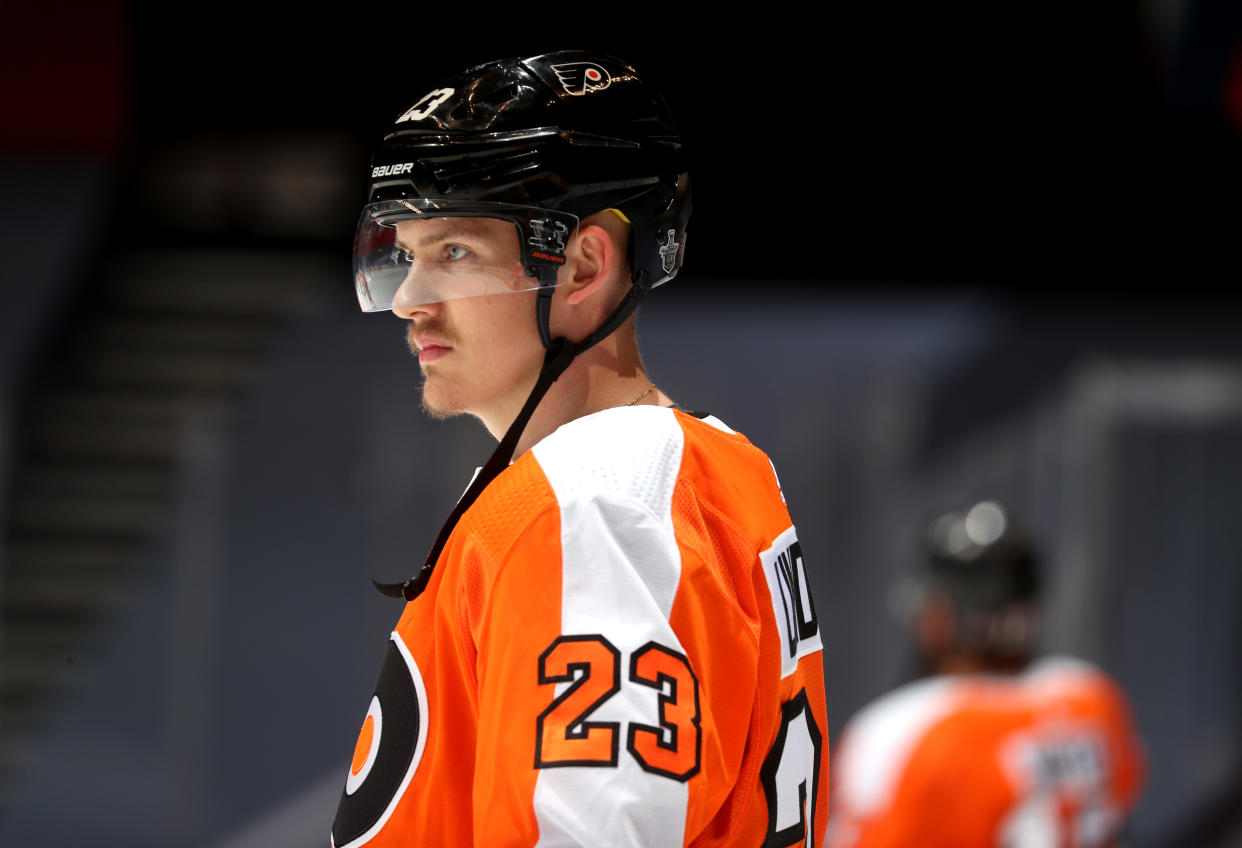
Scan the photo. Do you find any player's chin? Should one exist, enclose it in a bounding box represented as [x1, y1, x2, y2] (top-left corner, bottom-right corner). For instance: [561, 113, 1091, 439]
[419, 379, 466, 422]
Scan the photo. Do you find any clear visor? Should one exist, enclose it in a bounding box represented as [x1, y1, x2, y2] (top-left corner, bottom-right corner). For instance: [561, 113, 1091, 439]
[353, 199, 579, 312]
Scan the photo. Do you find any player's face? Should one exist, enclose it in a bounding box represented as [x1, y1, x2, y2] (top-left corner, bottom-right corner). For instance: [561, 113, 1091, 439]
[390, 216, 545, 422]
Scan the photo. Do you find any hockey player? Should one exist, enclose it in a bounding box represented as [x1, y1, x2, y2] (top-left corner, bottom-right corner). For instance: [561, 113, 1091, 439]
[330, 51, 829, 847]
[828, 501, 1146, 848]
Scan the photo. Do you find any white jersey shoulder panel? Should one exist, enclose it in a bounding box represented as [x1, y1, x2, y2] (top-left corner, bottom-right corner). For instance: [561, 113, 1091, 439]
[533, 405, 684, 515]
[530, 406, 690, 847]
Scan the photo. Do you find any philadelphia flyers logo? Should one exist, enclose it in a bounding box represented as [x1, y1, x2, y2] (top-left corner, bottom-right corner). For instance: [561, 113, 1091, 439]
[550, 62, 612, 96]
[331, 632, 429, 848]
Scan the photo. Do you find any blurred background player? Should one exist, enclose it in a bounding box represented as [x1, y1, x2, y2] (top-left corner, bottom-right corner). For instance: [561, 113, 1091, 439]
[828, 500, 1146, 848]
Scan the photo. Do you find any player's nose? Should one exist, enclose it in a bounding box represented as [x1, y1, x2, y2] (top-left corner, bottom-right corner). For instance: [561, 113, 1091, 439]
[392, 298, 441, 320]
[390, 265, 445, 319]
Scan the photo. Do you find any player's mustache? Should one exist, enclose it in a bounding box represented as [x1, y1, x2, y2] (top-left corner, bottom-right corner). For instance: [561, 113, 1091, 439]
[405, 321, 455, 357]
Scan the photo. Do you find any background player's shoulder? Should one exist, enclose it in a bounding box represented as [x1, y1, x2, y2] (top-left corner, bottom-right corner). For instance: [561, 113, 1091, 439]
[1025, 654, 1104, 681]
[1024, 655, 1116, 692]
[845, 676, 964, 742]
[1023, 654, 1133, 711]
[835, 676, 965, 813]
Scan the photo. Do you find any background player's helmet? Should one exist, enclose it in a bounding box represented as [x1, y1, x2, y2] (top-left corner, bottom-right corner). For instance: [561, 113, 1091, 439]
[353, 49, 691, 319]
[901, 500, 1042, 660]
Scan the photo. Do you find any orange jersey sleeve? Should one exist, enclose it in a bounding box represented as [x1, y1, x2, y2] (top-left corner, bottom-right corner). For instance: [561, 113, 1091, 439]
[331, 407, 830, 847]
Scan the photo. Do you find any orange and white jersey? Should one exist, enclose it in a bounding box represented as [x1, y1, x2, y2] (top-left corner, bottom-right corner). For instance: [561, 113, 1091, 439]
[828, 658, 1146, 848]
[331, 406, 829, 847]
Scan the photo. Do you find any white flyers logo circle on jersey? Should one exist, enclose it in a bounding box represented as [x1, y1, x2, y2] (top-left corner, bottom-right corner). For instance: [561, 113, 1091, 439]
[332, 632, 429, 848]
[550, 62, 612, 96]
[345, 696, 383, 795]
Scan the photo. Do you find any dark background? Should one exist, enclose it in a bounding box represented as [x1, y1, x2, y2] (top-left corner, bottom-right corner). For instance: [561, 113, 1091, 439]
[12, 0, 1242, 287]
[2, 1, 1241, 846]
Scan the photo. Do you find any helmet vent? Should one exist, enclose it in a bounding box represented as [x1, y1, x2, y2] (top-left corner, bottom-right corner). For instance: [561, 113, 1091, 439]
[450, 82, 523, 126]
[429, 146, 544, 193]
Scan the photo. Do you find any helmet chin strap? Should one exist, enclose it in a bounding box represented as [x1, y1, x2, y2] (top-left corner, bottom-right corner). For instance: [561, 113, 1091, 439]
[373, 273, 652, 601]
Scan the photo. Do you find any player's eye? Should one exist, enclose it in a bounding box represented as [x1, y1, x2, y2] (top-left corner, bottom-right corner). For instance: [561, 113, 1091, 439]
[445, 244, 469, 261]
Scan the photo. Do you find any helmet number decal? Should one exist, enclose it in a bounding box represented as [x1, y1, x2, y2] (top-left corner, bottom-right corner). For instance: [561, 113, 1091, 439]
[396, 88, 456, 123]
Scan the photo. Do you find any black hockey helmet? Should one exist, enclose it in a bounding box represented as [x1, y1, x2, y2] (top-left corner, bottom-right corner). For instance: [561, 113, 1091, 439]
[921, 500, 1040, 612]
[354, 49, 691, 337]
[896, 500, 1042, 660]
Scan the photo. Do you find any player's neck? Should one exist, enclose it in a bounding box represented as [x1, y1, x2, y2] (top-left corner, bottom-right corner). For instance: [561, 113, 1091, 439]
[510, 338, 660, 455]
[934, 653, 1030, 677]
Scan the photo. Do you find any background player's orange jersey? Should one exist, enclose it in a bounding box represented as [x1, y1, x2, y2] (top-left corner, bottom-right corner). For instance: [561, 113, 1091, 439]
[331, 407, 829, 847]
[828, 658, 1145, 848]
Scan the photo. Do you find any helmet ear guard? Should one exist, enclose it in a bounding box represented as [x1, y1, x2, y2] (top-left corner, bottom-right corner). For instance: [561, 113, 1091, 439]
[620, 171, 692, 291]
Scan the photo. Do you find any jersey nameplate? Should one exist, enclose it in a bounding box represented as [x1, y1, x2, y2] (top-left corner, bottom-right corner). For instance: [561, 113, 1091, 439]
[760, 527, 823, 679]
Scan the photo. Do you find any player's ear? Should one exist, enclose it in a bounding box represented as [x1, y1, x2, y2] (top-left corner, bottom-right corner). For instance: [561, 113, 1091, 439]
[563, 223, 616, 306]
